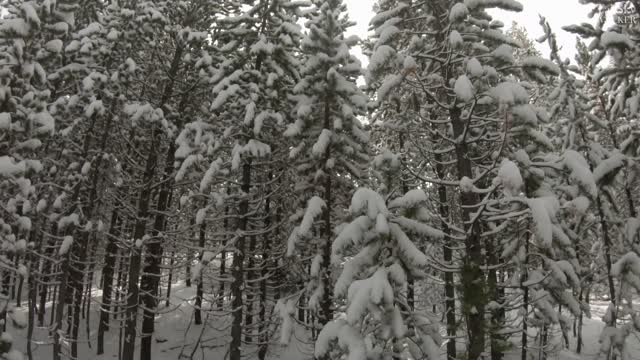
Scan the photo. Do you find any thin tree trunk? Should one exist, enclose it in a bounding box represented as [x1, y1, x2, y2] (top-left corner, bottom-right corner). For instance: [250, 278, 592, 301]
[98, 209, 121, 354]
[258, 175, 272, 360]
[185, 249, 192, 288]
[121, 41, 184, 360]
[140, 142, 179, 360]
[521, 227, 529, 360]
[49, 281, 57, 327]
[432, 119, 456, 360]
[488, 237, 504, 360]
[230, 160, 251, 360]
[245, 231, 256, 343]
[450, 105, 485, 358]
[166, 250, 175, 307]
[15, 263, 24, 307]
[121, 138, 159, 360]
[53, 255, 70, 360]
[194, 219, 206, 326]
[320, 96, 333, 325]
[218, 206, 229, 309]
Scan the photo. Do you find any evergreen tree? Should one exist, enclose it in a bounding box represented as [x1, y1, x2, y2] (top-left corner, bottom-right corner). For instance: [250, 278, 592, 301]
[285, 0, 370, 329]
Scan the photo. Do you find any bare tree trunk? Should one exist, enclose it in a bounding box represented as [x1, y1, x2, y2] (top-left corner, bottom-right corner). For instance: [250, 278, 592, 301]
[434, 155, 456, 360]
[122, 41, 183, 360]
[245, 231, 256, 343]
[218, 206, 229, 309]
[194, 219, 206, 325]
[121, 137, 158, 360]
[15, 260, 24, 307]
[38, 224, 58, 326]
[230, 160, 251, 360]
[166, 250, 175, 307]
[186, 249, 192, 288]
[140, 142, 178, 360]
[53, 254, 70, 360]
[320, 97, 333, 325]
[450, 105, 486, 358]
[488, 237, 504, 360]
[258, 178, 272, 360]
[98, 209, 122, 354]
[521, 227, 529, 360]
[115, 249, 125, 321]
[27, 229, 37, 360]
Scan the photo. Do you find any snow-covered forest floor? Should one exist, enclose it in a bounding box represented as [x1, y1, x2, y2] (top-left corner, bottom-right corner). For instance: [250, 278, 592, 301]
[9, 280, 639, 360]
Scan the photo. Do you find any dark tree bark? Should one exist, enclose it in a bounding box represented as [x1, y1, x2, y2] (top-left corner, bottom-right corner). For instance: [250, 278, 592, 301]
[434, 144, 456, 360]
[140, 143, 178, 360]
[245, 231, 256, 343]
[194, 219, 206, 326]
[450, 105, 486, 359]
[257, 184, 271, 360]
[230, 160, 251, 360]
[320, 97, 333, 325]
[98, 208, 122, 355]
[122, 42, 183, 360]
[218, 206, 229, 309]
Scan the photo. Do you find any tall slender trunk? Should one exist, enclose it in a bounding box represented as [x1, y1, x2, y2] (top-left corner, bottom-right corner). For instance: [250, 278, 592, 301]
[53, 254, 70, 360]
[450, 105, 485, 358]
[121, 42, 183, 360]
[597, 195, 617, 324]
[434, 151, 456, 359]
[230, 161, 251, 360]
[245, 231, 256, 342]
[15, 259, 24, 307]
[121, 130, 159, 360]
[140, 141, 178, 360]
[258, 180, 271, 360]
[26, 229, 37, 360]
[488, 237, 504, 360]
[98, 208, 122, 354]
[194, 219, 206, 325]
[186, 249, 192, 288]
[166, 250, 175, 307]
[320, 96, 333, 325]
[38, 223, 58, 326]
[521, 224, 530, 360]
[218, 206, 229, 309]
[115, 247, 125, 321]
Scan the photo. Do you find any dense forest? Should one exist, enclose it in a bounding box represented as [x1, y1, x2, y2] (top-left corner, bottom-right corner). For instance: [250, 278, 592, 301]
[2, 0, 640, 359]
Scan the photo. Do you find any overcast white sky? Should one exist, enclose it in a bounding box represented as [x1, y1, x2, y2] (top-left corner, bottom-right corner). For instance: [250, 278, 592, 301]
[343, 0, 598, 65]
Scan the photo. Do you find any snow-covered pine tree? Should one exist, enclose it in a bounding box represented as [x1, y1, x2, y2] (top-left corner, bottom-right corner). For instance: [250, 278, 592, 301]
[0, 1, 81, 359]
[175, 1, 307, 359]
[561, 3, 640, 357]
[284, 0, 370, 331]
[307, 144, 445, 360]
[92, 2, 222, 359]
[366, 1, 586, 358]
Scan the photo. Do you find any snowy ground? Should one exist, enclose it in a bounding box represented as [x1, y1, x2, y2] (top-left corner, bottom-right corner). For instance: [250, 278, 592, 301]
[8, 284, 640, 360]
